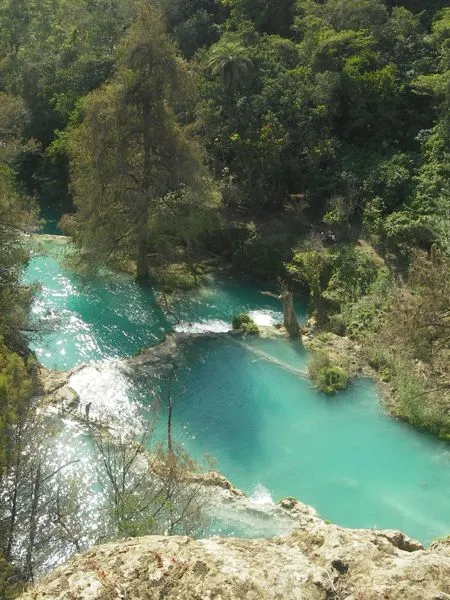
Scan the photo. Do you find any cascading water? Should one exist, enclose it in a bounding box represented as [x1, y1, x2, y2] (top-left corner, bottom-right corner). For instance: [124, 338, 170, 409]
[22, 238, 450, 547]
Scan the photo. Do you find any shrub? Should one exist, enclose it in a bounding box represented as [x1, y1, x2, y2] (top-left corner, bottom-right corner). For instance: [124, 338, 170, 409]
[308, 349, 330, 379]
[232, 313, 259, 335]
[231, 229, 289, 280]
[317, 366, 349, 395]
[0, 552, 22, 599]
[232, 313, 252, 329]
[394, 364, 450, 439]
[242, 321, 259, 335]
[366, 346, 395, 382]
[308, 350, 349, 395]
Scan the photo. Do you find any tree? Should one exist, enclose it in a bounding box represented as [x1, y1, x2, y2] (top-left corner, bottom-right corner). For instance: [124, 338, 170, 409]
[67, 3, 219, 281]
[0, 341, 35, 565]
[92, 427, 211, 540]
[261, 289, 301, 338]
[373, 247, 450, 436]
[383, 8, 450, 255]
[223, 0, 296, 37]
[287, 245, 333, 317]
[207, 34, 254, 94]
[199, 29, 324, 209]
[161, 0, 228, 59]
[0, 93, 37, 351]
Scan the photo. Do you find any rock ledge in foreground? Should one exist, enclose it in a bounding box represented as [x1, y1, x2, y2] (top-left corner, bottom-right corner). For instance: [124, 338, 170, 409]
[19, 504, 450, 600]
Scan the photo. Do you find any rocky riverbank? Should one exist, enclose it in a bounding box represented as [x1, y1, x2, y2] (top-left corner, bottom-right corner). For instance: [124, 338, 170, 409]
[301, 328, 397, 411]
[18, 496, 450, 600]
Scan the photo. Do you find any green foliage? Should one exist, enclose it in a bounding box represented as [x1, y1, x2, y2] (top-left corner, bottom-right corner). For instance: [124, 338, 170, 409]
[391, 361, 450, 438]
[162, 0, 228, 59]
[287, 245, 333, 313]
[288, 243, 389, 333]
[152, 262, 212, 292]
[318, 366, 349, 396]
[324, 247, 381, 307]
[0, 0, 446, 243]
[366, 346, 395, 382]
[308, 350, 349, 395]
[230, 223, 292, 280]
[224, 0, 296, 36]
[0, 338, 34, 473]
[66, 3, 220, 281]
[0, 93, 37, 351]
[0, 338, 36, 584]
[198, 27, 326, 209]
[339, 268, 395, 338]
[232, 313, 259, 334]
[367, 248, 450, 437]
[289, 240, 395, 337]
[0, 0, 136, 203]
[0, 551, 22, 599]
[207, 33, 254, 94]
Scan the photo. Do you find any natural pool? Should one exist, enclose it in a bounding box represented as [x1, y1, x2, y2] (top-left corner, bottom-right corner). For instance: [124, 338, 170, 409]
[23, 240, 450, 545]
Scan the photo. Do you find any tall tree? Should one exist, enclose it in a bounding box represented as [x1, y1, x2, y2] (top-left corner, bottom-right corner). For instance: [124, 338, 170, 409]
[66, 3, 219, 281]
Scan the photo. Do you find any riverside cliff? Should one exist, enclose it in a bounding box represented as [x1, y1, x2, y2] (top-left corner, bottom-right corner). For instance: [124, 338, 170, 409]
[18, 497, 450, 600]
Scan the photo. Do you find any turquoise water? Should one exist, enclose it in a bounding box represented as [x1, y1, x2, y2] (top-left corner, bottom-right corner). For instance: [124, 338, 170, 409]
[23, 250, 303, 369]
[24, 251, 169, 368]
[23, 247, 450, 544]
[39, 198, 73, 235]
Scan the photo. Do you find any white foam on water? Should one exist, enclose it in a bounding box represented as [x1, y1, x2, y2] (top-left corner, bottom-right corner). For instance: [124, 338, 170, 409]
[175, 319, 231, 334]
[249, 483, 275, 505]
[248, 310, 279, 327]
[206, 488, 295, 539]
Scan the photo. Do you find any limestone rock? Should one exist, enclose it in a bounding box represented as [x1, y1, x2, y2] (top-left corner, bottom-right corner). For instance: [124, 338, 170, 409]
[19, 518, 450, 600]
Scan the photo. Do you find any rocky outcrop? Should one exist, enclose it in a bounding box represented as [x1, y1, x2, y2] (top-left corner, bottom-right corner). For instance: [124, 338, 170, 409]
[19, 499, 450, 600]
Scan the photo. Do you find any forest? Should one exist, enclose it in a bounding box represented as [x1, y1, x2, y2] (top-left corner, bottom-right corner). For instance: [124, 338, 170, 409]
[0, 0, 449, 595]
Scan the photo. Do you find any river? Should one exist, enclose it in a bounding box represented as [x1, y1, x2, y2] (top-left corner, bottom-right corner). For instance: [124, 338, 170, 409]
[22, 236, 450, 545]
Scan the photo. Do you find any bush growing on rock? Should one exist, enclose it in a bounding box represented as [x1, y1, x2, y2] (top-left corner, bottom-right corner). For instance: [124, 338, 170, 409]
[308, 350, 349, 395]
[232, 313, 259, 335]
[317, 366, 349, 395]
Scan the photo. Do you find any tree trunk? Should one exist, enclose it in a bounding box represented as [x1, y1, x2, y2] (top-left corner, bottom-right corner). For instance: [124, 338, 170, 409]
[5, 422, 25, 561]
[136, 96, 153, 283]
[281, 291, 301, 338]
[25, 463, 41, 582]
[261, 290, 302, 339]
[167, 366, 175, 457]
[136, 225, 149, 282]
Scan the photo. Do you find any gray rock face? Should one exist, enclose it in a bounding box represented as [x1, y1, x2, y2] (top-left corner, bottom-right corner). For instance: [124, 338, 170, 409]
[19, 500, 450, 600]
